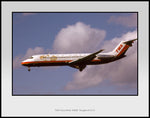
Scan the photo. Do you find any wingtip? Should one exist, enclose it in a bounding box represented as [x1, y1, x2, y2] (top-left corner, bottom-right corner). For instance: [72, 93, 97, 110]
[99, 49, 105, 52]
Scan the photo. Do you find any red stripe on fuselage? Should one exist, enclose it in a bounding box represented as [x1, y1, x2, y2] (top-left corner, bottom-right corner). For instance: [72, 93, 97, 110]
[117, 45, 129, 57]
[21, 60, 72, 65]
[21, 59, 101, 66]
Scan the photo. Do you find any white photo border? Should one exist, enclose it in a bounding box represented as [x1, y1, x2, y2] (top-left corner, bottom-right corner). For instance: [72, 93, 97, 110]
[2, 1, 149, 117]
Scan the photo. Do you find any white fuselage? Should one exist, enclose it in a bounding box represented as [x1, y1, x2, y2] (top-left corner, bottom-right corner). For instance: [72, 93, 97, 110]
[21, 53, 112, 67]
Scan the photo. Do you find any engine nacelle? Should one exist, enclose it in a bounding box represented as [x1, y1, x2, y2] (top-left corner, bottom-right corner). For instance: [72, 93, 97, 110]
[97, 54, 114, 59]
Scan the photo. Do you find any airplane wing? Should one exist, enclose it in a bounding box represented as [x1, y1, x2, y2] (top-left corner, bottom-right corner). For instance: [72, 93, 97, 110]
[69, 49, 104, 71]
[69, 49, 104, 65]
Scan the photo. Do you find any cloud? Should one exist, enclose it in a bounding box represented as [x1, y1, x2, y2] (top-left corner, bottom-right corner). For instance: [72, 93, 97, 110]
[53, 22, 106, 53]
[13, 47, 45, 69]
[64, 65, 105, 90]
[108, 13, 137, 28]
[64, 30, 137, 91]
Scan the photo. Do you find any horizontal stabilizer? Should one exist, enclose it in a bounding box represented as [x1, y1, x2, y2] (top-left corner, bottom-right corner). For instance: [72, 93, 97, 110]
[123, 38, 137, 46]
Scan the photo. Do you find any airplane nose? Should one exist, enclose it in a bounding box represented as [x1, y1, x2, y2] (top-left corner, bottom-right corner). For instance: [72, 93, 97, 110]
[21, 60, 28, 66]
[21, 59, 32, 66]
[21, 61, 26, 66]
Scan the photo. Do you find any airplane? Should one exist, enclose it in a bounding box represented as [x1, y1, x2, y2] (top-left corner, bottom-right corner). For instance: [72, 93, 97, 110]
[21, 39, 137, 72]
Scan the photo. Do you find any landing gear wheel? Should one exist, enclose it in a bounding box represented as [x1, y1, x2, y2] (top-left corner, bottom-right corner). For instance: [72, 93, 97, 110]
[79, 68, 83, 72]
[79, 65, 86, 72]
[28, 67, 31, 71]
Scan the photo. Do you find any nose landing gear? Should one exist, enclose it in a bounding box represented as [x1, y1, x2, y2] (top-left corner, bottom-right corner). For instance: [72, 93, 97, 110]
[28, 67, 31, 71]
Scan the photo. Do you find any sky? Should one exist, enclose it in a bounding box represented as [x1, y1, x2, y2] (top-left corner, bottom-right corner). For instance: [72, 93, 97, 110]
[13, 12, 137, 95]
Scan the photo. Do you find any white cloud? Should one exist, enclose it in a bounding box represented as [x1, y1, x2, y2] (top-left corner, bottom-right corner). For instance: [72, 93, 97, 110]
[13, 47, 45, 69]
[53, 22, 106, 53]
[64, 65, 104, 90]
[108, 13, 137, 28]
[101, 30, 137, 52]
[64, 30, 137, 91]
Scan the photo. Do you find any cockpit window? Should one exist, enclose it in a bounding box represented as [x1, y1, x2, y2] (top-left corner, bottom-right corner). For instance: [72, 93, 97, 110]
[29, 56, 33, 59]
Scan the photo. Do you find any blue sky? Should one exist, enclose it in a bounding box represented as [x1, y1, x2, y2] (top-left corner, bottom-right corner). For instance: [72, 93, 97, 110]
[13, 12, 137, 95]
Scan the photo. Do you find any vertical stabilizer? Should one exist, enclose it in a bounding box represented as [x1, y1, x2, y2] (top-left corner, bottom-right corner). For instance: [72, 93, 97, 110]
[112, 39, 137, 57]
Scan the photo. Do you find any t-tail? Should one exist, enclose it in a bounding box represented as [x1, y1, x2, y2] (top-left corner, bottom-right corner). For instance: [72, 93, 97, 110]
[111, 39, 137, 58]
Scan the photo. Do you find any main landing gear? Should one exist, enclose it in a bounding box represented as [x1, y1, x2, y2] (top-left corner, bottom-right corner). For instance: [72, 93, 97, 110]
[28, 67, 31, 71]
[79, 65, 86, 72]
